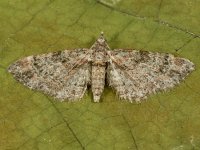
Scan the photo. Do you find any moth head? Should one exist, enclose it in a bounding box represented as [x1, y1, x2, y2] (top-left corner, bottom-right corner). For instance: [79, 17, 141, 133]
[90, 32, 110, 50]
[97, 32, 106, 45]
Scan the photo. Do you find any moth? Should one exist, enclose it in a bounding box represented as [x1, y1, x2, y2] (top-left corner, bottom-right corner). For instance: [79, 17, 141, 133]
[8, 32, 194, 103]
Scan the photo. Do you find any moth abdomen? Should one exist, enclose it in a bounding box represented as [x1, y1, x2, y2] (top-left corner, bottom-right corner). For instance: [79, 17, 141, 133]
[91, 65, 106, 102]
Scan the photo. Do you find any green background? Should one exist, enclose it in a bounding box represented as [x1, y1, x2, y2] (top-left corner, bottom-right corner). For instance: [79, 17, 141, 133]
[0, 0, 200, 149]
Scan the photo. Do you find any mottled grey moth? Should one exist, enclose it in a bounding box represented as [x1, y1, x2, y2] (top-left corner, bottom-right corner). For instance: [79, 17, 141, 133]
[8, 32, 194, 103]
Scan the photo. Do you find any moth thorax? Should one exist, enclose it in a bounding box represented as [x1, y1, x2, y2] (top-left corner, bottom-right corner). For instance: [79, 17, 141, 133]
[92, 50, 107, 66]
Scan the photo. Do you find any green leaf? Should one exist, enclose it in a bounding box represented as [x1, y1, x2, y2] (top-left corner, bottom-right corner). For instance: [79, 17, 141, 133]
[0, 0, 200, 149]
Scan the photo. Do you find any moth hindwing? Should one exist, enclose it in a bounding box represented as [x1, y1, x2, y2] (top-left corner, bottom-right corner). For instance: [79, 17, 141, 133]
[8, 33, 195, 103]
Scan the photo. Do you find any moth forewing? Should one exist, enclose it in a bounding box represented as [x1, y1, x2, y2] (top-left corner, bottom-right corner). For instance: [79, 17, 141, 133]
[8, 49, 92, 101]
[106, 49, 194, 103]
